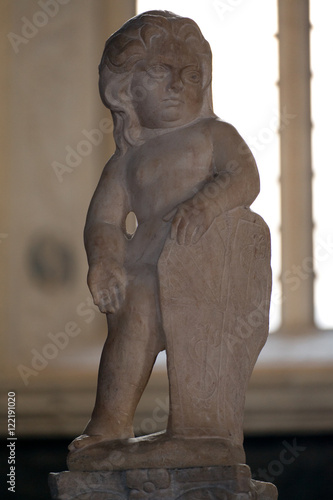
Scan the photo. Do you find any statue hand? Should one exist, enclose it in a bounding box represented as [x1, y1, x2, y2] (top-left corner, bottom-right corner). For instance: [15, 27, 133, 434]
[163, 197, 218, 246]
[87, 260, 127, 314]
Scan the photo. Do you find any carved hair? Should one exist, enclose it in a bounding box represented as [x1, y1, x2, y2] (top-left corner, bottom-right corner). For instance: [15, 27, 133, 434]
[99, 10, 214, 155]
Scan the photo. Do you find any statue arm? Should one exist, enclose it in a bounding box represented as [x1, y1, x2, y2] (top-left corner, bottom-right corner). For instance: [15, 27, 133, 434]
[208, 119, 260, 212]
[166, 120, 259, 246]
[84, 160, 130, 313]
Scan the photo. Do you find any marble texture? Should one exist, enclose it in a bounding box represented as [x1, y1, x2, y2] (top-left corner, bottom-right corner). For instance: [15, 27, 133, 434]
[66, 9, 272, 483]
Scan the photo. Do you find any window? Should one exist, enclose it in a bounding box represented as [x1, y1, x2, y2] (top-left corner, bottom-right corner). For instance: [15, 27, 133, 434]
[311, 0, 333, 329]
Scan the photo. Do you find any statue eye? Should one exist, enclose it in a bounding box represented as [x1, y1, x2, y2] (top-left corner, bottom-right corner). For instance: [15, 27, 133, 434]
[182, 67, 201, 84]
[147, 64, 169, 79]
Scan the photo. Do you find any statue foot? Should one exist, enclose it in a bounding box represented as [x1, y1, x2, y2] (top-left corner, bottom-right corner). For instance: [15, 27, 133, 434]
[68, 434, 107, 452]
[68, 425, 136, 453]
[68, 416, 136, 453]
[67, 432, 245, 471]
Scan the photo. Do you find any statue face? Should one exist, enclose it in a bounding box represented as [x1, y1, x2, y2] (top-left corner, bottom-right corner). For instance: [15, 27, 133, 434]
[130, 38, 205, 129]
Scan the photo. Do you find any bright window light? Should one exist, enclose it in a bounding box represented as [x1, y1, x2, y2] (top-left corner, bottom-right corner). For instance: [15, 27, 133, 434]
[136, 0, 280, 330]
[311, 1, 333, 329]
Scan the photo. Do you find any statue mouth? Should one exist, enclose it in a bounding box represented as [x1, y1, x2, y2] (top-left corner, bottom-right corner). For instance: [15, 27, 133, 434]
[162, 97, 184, 106]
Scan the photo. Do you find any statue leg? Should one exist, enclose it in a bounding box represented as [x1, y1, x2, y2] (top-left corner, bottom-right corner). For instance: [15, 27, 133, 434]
[67, 210, 271, 468]
[67, 211, 272, 470]
[69, 265, 165, 451]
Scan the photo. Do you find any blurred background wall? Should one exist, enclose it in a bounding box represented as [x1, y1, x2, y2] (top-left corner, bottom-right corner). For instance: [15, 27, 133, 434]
[0, 0, 137, 434]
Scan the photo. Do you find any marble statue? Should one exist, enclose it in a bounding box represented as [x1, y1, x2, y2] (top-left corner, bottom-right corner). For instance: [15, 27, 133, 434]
[67, 10, 272, 477]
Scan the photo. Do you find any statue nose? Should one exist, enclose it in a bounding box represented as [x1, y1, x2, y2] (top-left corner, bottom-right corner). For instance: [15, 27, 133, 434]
[168, 70, 184, 92]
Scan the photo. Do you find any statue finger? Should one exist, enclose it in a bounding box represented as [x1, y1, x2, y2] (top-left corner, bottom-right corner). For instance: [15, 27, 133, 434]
[182, 220, 200, 246]
[176, 217, 191, 246]
[162, 207, 177, 222]
[190, 224, 205, 245]
[170, 214, 182, 240]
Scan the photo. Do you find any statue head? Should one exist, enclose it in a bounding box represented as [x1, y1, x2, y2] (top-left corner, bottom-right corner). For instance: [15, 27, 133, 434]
[99, 10, 214, 155]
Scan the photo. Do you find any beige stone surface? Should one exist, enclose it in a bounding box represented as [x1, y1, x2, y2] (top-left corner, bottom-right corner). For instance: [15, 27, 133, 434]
[67, 10, 272, 474]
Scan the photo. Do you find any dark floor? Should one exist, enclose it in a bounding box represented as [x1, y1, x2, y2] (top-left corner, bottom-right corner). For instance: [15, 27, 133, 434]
[1, 434, 333, 499]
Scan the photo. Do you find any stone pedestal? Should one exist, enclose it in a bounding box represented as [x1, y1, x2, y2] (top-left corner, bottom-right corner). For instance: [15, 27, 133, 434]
[49, 465, 278, 499]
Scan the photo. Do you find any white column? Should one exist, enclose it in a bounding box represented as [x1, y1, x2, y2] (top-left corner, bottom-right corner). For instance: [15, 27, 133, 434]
[278, 0, 314, 332]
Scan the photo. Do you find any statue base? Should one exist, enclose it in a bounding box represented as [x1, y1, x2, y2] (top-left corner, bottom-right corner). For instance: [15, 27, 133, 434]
[49, 464, 278, 499]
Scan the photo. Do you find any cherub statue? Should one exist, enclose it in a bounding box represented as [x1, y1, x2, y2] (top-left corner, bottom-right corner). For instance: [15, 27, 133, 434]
[68, 10, 271, 470]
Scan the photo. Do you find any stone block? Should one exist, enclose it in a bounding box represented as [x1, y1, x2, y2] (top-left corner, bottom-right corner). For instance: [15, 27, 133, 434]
[49, 465, 278, 499]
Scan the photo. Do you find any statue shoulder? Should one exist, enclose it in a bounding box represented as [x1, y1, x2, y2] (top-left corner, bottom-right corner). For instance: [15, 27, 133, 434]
[206, 117, 242, 144]
[99, 153, 128, 183]
[205, 117, 256, 171]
